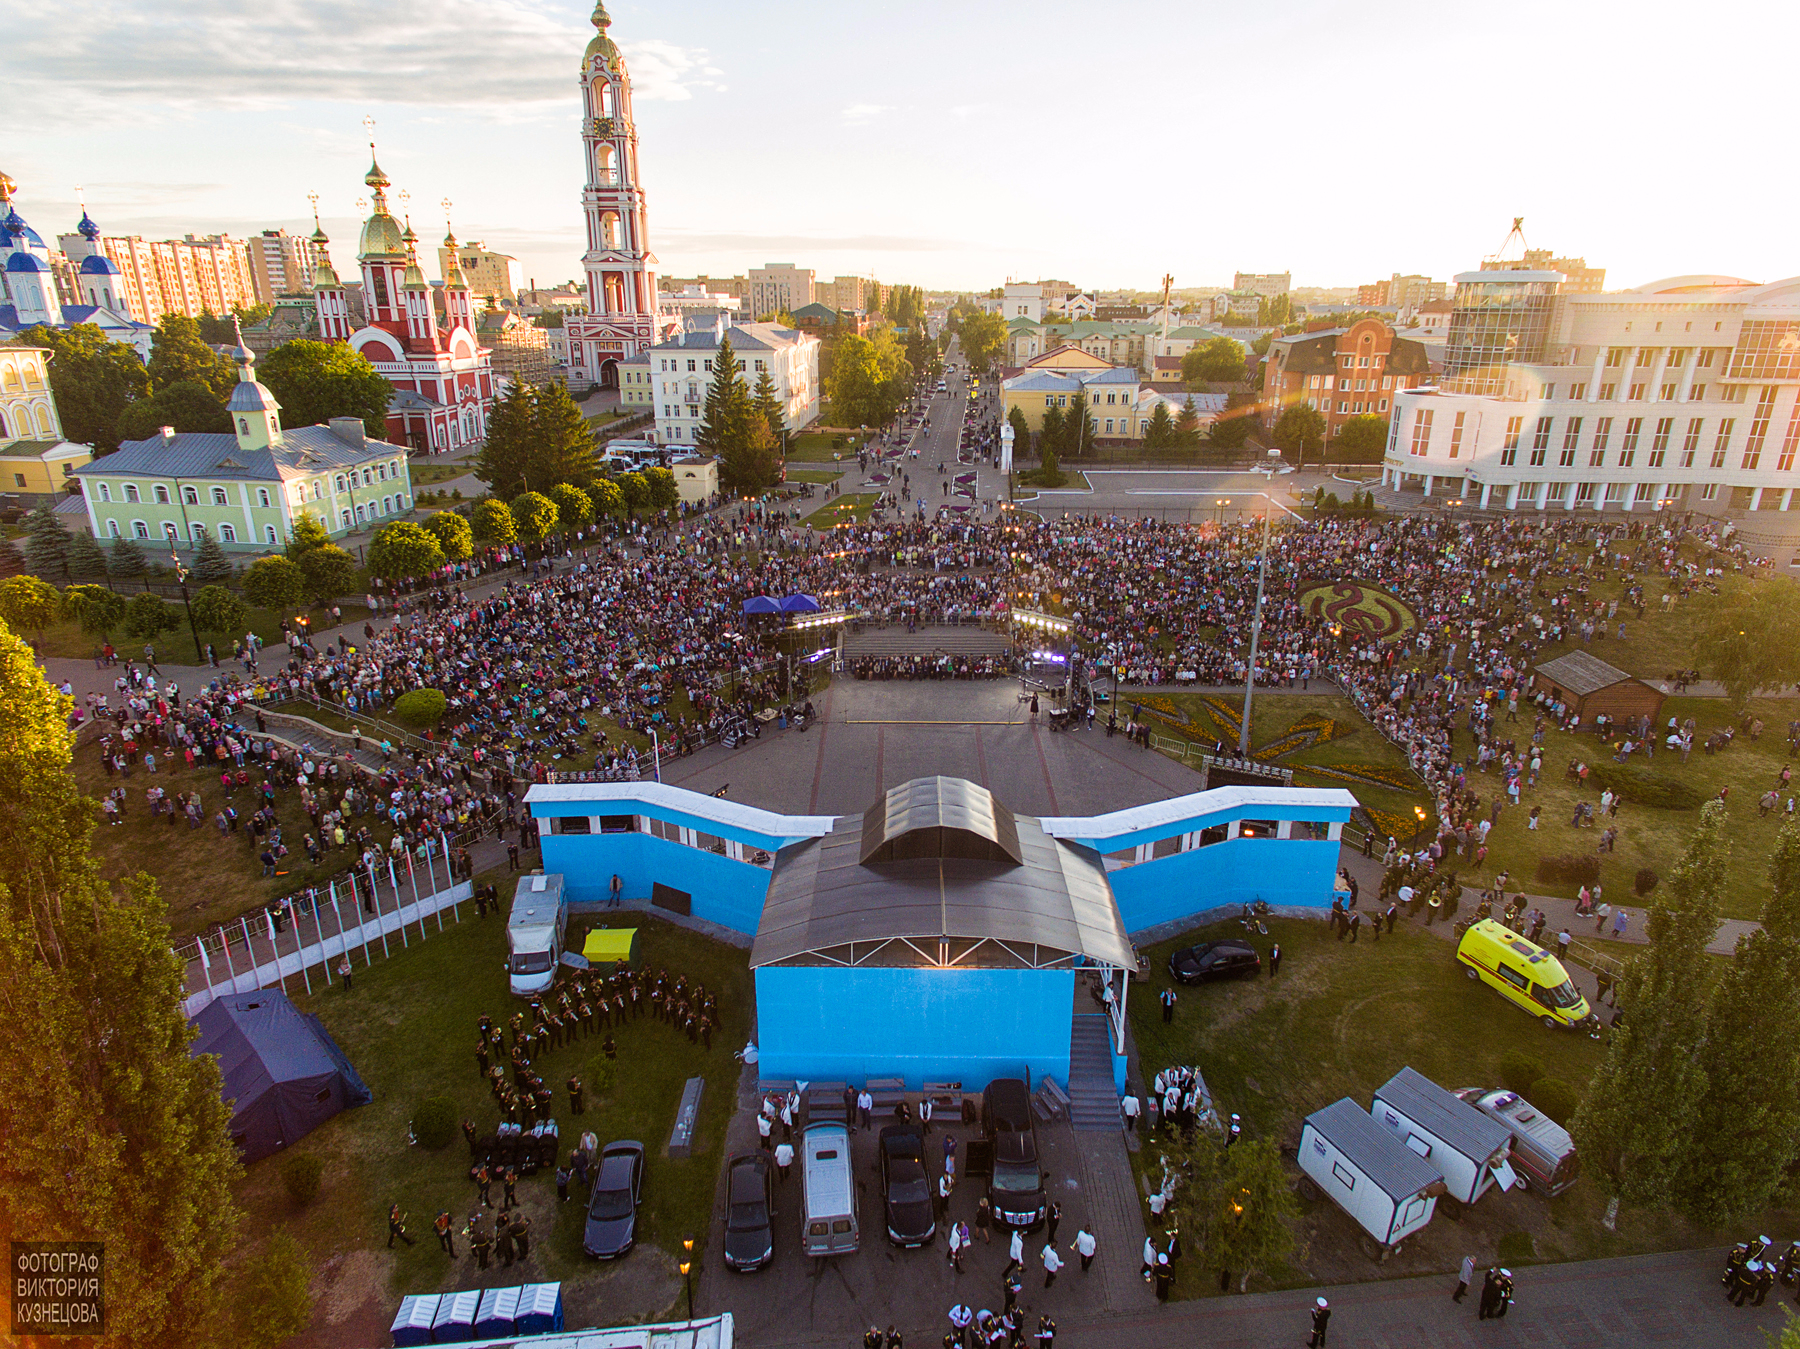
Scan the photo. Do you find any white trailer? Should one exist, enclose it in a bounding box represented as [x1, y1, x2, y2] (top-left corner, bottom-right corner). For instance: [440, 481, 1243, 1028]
[507, 872, 567, 997]
[1298, 1097, 1442, 1260]
[1372, 1067, 1517, 1212]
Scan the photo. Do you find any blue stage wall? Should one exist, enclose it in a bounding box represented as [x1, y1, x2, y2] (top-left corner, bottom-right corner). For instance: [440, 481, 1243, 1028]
[1104, 838, 1343, 933]
[537, 832, 774, 935]
[755, 966, 1075, 1091]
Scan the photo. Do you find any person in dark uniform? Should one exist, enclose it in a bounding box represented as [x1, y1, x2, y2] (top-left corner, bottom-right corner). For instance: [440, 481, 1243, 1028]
[568, 1076, 585, 1114]
[388, 1204, 414, 1247]
[510, 1212, 531, 1261]
[467, 1212, 492, 1270]
[1046, 1201, 1061, 1244]
[1493, 1268, 1513, 1316]
[1152, 1253, 1174, 1301]
[1003, 1265, 1021, 1312]
[1307, 1296, 1330, 1346]
[495, 1215, 515, 1267]
[1478, 1268, 1501, 1319]
[1731, 1260, 1760, 1307]
[501, 1167, 518, 1210]
[477, 1039, 490, 1076]
[864, 1328, 883, 1349]
[462, 1118, 479, 1154]
[603, 1033, 617, 1060]
[434, 1211, 456, 1256]
[1159, 988, 1176, 1023]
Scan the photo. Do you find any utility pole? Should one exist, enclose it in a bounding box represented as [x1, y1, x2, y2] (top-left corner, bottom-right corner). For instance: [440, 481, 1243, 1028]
[1238, 449, 1283, 756]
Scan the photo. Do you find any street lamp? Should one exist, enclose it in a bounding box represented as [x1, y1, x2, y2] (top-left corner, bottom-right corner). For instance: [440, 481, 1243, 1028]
[169, 549, 203, 662]
[679, 1234, 696, 1321]
[1412, 804, 1429, 850]
[1237, 448, 1283, 757]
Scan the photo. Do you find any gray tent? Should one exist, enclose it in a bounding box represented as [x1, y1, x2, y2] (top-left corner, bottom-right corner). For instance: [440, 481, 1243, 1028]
[189, 991, 371, 1162]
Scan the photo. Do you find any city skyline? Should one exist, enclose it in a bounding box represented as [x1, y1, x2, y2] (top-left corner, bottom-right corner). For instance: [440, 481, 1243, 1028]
[5, 0, 1795, 298]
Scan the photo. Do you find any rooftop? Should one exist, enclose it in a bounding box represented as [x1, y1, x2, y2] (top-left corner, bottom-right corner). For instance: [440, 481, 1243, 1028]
[1534, 650, 1639, 698]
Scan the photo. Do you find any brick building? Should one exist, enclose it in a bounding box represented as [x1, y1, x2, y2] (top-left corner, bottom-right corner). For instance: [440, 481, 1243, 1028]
[1261, 317, 1432, 440]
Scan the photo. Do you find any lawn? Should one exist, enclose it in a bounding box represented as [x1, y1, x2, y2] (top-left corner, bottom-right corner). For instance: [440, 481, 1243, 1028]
[787, 431, 870, 464]
[784, 469, 844, 485]
[408, 463, 474, 487]
[32, 599, 372, 662]
[226, 892, 753, 1338]
[802, 493, 882, 529]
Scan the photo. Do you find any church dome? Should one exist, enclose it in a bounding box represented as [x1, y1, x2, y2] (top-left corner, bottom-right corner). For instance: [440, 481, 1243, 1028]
[3, 208, 45, 251]
[584, 1, 619, 66]
[226, 379, 282, 414]
[6, 251, 49, 274]
[77, 209, 101, 242]
[79, 253, 120, 276]
[360, 209, 406, 259]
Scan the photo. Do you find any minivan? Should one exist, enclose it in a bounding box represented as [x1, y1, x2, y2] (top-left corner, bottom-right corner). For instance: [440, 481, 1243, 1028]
[1453, 1087, 1581, 1196]
[801, 1122, 858, 1255]
[981, 1078, 1047, 1229]
[1454, 919, 1597, 1032]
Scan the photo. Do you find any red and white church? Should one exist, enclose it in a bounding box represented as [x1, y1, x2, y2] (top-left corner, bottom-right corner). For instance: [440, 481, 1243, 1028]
[312, 159, 495, 455]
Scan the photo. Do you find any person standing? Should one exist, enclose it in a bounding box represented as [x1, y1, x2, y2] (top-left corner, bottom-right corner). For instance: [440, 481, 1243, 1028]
[510, 1212, 531, 1262]
[610, 872, 623, 908]
[948, 1304, 972, 1346]
[947, 1221, 967, 1271]
[1269, 943, 1281, 978]
[387, 1203, 414, 1247]
[338, 956, 353, 990]
[858, 1087, 874, 1131]
[775, 1140, 795, 1182]
[1453, 1253, 1476, 1302]
[1494, 1268, 1513, 1316]
[1009, 1226, 1025, 1268]
[975, 1196, 993, 1244]
[1153, 1253, 1174, 1301]
[1046, 1200, 1061, 1244]
[1041, 1242, 1064, 1288]
[1121, 1092, 1140, 1133]
[1478, 1268, 1500, 1319]
[1072, 1228, 1096, 1272]
[1307, 1297, 1331, 1346]
[433, 1210, 456, 1256]
[468, 1212, 492, 1270]
[495, 1216, 515, 1268]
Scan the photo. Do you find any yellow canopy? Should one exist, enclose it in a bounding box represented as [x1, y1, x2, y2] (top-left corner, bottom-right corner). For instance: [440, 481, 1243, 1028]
[582, 928, 637, 964]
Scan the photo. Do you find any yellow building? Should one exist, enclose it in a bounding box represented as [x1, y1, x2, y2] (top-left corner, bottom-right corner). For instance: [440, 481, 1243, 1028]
[1002, 345, 1151, 440]
[0, 347, 91, 501]
[617, 354, 654, 408]
[673, 455, 719, 504]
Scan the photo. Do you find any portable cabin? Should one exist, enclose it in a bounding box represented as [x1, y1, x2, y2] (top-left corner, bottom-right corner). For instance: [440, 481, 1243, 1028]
[429, 1289, 480, 1343]
[389, 1294, 440, 1347]
[1298, 1097, 1442, 1258]
[1372, 1067, 1517, 1209]
[513, 1283, 564, 1335]
[472, 1287, 521, 1340]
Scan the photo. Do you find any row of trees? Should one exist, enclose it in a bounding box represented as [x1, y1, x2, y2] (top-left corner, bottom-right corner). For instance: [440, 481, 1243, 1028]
[697, 335, 785, 493]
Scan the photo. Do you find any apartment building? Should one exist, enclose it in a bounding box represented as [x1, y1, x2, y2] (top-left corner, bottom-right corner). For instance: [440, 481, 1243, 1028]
[748, 264, 815, 318]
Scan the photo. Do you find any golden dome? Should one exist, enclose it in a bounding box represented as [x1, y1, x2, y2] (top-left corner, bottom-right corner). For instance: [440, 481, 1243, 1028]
[359, 209, 406, 259]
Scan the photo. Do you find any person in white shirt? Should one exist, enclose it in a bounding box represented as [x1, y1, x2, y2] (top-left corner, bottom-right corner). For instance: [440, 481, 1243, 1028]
[1121, 1093, 1140, 1133]
[1009, 1227, 1025, 1267]
[1041, 1243, 1064, 1288]
[774, 1141, 794, 1182]
[756, 1111, 773, 1150]
[1072, 1228, 1097, 1272]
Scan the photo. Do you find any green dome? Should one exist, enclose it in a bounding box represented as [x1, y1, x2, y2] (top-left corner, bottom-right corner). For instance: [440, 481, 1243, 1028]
[359, 209, 406, 259]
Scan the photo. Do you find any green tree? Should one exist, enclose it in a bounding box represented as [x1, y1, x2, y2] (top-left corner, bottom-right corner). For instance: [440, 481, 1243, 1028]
[1331, 414, 1389, 461]
[190, 530, 234, 585]
[123, 590, 182, 640]
[0, 625, 243, 1345]
[107, 534, 149, 589]
[67, 528, 110, 584]
[1680, 819, 1800, 1225]
[366, 520, 445, 581]
[236, 1229, 315, 1349]
[420, 510, 473, 562]
[297, 544, 358, 605]
[473, 380, 537, 497]
[286, 510, 330, 558]
[1183, 335, 1248, 385]
[0, 575, 62, 635]
[1209, 408, 1253, 449]
[585, 478, 624, 519]
[1272, 403, 1327, 468]
[60, 583, 126, 638]
[471, 497, 518, 544]
[1064, 391, 1094, 457]
[22, 503, 70, 581]
[147, 313, 235, 399]
[1173, 397, 1203, 448]
[699, 336, 752, 455]
[1249, 332, 1275, 358]
[190, 583, 248, 636]
[1214, 1138, 1300, 1292]
[241, 555, 307, 612]
[721, 418, 782, 495]
[533, 380, 598, 487]
[751, 369, 785, 439]
[257, 339, 391, 436]
[1039, 402, 1065, 451]
[548, 482, 594, 535]
[1573, 801, 1726, 1208]
[616, 472, 649, 515]
[115, 379, 230, 444]
[9, 323, 150, 453]
[1143, 402, 1176, 449]
[957, 309, 1008, 373]
[642, 465, 679, 511]
[1693, 585, 1800, 711]
[510, 491, 559, 545]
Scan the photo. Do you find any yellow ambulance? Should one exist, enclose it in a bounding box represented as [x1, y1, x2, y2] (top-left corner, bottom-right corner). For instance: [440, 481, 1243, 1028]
[1454, 920, 1598, 1032]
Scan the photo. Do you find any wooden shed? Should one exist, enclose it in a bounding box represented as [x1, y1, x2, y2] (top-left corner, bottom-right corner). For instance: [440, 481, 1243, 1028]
[1531, 651, 1665, 724]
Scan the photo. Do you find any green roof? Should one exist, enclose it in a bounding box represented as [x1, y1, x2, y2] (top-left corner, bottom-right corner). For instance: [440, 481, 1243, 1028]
[0, 438, 76, 458]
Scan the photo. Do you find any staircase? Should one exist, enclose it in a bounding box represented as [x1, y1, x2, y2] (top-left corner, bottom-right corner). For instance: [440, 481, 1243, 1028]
[841, 624, 1012, 659]
[1067, 1016, 1121, 1132]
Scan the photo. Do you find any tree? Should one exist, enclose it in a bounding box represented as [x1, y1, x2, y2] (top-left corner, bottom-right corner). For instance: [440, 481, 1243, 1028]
[115, 379, 229, 444]
[1213, 1139, 1300, 1292]
[190, 530, 235, 586]
[1183, 335, 1248, 386]
[1572, 802, 1725, 1208]
[190, 583, 248, 636]
[1680, 818, 1800, 1225]
[1209, 409, 1254, 449]
[0, 575, 62, 635]
[751, 369, 785, 440]
[642, 465, 679, 512]
[1693, 585, 1800, 711]
[532, 380, 598, 487]
[585, 479, 624, 519]
[420, 510, 473, 562]
[366, 520, 445, 581]
[61, 583, 126, 638]
[0, 626, 244, 1345]
[107, 535, 149, 588]
[285, 510, 330, 558]
[147, 313, 235, 399]
[471, 497, 518, 544]
[721, 418, 782, 495]
[1272, 403, 1327, 468]
[957, 310, 1008, 373]
[236, 1229, 315, 1349]
[1331, 414, 1389, 462]
[699, 336, 752, 456]
[241, 555, 306, 612]
[67, 528, 110, 584]
[546, 482, 593, 534]
[297, 544, 358, 605]
[123, 590, 182, 640]
[1174, 397, 1204, 449]
[473, 380, 536, 498]
[9, 323, 150, 453]
[22, 503, 70, 581]
[1039, 402, 1065, 452]
[1007, 404, 1031, 454]
[825, 332, 910, 430]
[509, 491, 559, 545]
[616, 472, 648, 515]
[1143, 402, 1177, 450]
[1064, 391, 1094, 457]
[257, 339, 391, 436]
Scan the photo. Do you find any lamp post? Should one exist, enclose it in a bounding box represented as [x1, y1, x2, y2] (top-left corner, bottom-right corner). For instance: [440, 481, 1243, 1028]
[1237, 448, 1283, 756]
[169, 550, 203, 662]
[1412, 803, 1429, 850]
[679, 1234, 696, 1321]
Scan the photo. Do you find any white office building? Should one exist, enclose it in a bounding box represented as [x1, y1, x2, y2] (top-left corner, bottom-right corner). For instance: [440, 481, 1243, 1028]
[1384, 272, 1800, 521]
[747, 264, 815, 319]
[647, 320, 819, 447]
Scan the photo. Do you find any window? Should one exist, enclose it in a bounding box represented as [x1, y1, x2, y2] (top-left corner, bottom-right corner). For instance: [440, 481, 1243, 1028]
[1696, 348, 1717, 369]
[106, 519, 120, 537]
[1448, 411, 1465, 459]
[1528, 446, 1546, 467]
[1331, 1162, 1356, 1191]
[1338, 378, 1351, 392]
[376, 463, 386, 481]
[1660, 383, 1678, 401]
[334, 475, 346, 493]
[1563, 417, 1583, 450]
[1621, 417, 1642, 452]
[1238, 820, 1279, 839]
[97, 482, 111, 502]
[1605, 347, 1627, 367]
[1648, 417, 1673, 468]
[210, 487, 228, 506]
[1503, 416, 1523, 450]
[1713, 419, 1735, 468]
[1681, 417, 1703, 468]
[1531, 416, 1553, 452]
[389, 460, 399, 478]
[1690, 385, 1706, 401]
[1779, 403, 1800, 472]
[181, 485, 199, 505]
[1589, 449, 1605, 467]
[1408, 409, 1432, 455]
[1638, 346, 1659, 366]
[1599, 383, 1616, 400]
[1729, 321, 1800, 379]
[1539, 382, 1556, 399]
[1700, 482, 1719, 501]
[125, 483, 140, 503]
[190, 522, 207, 541]
[133, 520, 149, 539]
[1629, 383, 1647, 401]
[265, 525, 278, 544]
[1294, 820, 1331, 841]
[1744, 386, 1778, 467]
[218, 523, 236, 543]
[1570, 382, 1587, 400]
[551, 815, 592, 835]
[1591, 416, 1613, 450]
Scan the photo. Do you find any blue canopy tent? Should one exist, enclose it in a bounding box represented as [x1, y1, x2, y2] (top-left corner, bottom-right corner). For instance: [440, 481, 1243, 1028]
[742, 596, 781, 615]
[779, 594, 822, 613]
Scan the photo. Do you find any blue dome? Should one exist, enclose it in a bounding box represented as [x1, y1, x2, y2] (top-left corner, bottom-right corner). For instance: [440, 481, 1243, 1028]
[79, 253, 120, 275]
[3, 209, 44, 250]
[5, 251, 49, 274]
[77, 210, 101, 242]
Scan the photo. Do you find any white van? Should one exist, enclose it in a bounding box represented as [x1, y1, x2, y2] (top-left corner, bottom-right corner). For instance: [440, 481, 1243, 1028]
[1372, 1067, 1516, 1212]
[801, 1122, 858, 1256]
[507, 872, 568, 997]
[1299, 1098, 1441, 1260]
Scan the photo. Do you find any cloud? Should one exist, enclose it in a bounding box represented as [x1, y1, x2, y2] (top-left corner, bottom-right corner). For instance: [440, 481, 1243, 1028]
[840, 103, 894, 125]
[0, 0, 719, 111]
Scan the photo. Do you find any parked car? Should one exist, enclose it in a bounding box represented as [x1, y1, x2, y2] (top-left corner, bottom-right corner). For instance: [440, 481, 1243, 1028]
[878, 1124, 935, 1247]
[582, 1140, 645, 1258]
[980, 1078, 1047, 1230]
[723, 1151, 775, 1271]
[1168, 939, 1262, 984]
[1454, 920, 1596, 1031]
[1452, 1087, 1580, 1196]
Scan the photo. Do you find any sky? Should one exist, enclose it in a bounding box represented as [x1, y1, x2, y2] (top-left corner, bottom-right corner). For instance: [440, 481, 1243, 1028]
[4, 0, 1795, 298]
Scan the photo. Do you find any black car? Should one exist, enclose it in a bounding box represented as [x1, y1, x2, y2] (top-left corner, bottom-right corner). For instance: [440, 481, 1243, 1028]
[582, 1140, 645, 1258]
[879, 1124, 935, 1247]
[1168, 939, 1262, 984]
[722, 1152, 774, 1271]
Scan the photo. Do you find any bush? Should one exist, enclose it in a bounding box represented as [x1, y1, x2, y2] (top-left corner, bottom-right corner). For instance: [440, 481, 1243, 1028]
[1528, 1077, 1579, 1125]
[1634, 867, 1659, 896]
[279, 1152, 324, 1205]
[585, 1056, 618, 1097]
[412, 1095, 458, 1150]
[1498, 1050, 1544, 1096]
[392, 688, 447, 728]
[1535, 853, 1600, 887]
[235, 1229, 314, 1349]
[1587, 760, 1707, 810]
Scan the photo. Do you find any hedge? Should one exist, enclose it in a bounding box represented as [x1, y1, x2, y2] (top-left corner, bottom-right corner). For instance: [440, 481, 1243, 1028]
[1529, 1077, 1579, 1125]
[1499, 1050, 1544, 1095]
[392, 688, 447, 728]
[412, 1095, 458, 1150]
[1535, 853, 1600, 887]
[1587, 760, 1707, 810]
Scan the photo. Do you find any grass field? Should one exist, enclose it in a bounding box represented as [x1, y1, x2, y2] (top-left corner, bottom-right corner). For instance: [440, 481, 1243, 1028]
[408, 463, 474, 486]
[31, 600, 372, 662]
[784, 469, 844, 485]
[227, 892, 752, 1333]
[787, 431, 870, 464]
[803, 493, 882, 528]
